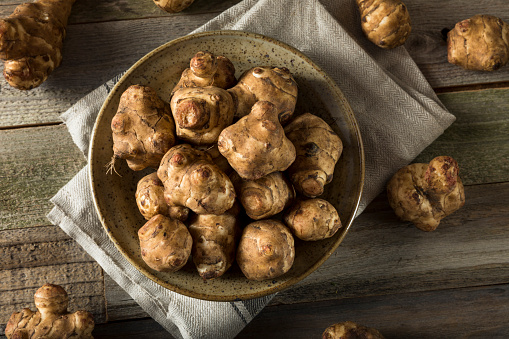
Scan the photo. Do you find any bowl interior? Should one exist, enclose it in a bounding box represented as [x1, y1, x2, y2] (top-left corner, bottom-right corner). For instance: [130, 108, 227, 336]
[89, 31, 364, 301]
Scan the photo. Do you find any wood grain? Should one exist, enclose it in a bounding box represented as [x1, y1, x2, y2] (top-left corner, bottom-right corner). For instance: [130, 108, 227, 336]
[0, 125, 86, 230]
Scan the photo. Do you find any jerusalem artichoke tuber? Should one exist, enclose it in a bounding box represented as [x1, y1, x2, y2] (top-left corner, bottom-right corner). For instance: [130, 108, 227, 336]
[387, 156, 465, 231]
[218, 101, 296, 180]
[356, 0, 411, 49]
[0, 0, 76, 90]
[447, 15, 509, 71]
[153, 0, 195, 13]
[5, 283, 94, 339]
[110, 85, 176, 171]
[322, 321, 385, 339]
[284, 113, 343, 198]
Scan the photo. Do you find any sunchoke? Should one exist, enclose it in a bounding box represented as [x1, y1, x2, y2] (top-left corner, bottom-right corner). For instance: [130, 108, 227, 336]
[447, 15, 509, 71]
[234, 171, 295, 220]
[111, 85, 176, 171]
[218, 101, 296, 180]
[284, 113, 342, 198]
[135, 172, 189, 221]
[138, 214, 192, 272]
[170, 86, 235, 145]
[188, 203, 241, 280]
[322, 321, 385, 339]
[157, 144, 236, 215]
[387, 156, 465, 231]
[5, 283, 94, 339]
[284, 198, 342, 241]
[228, 66, 298, 124]
[0, 0, 76, 90]
[237, 219, 295, 281]
[356, 0, 411, 49]
[153, 0, 195, 13]
[172, 51, 236, 94]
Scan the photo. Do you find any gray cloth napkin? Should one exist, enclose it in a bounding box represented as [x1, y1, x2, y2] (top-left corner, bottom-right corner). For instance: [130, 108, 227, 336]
[47, 0, 455, 338]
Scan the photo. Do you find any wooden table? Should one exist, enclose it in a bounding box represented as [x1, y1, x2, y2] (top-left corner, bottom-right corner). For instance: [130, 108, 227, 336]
[1, 1, 508, 338]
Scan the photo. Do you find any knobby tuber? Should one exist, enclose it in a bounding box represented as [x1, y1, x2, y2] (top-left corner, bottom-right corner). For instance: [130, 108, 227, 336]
[0, 0, 76, 90]
[322, 321, 385, 339]
[448, 14, 509, 71]
[170, 86, 235, 145]
[153, 0, 195, 13]
[157, 144, 236, 215]
[284, 113, 343, 198]
[284, 198, 342, 241]
[234, 171, 295, 220]
[138, 214, 192, 272]
[135, 172, 189, 221]
[228, 66, 298, 124]
[218, 101, 296, 180]
[237, 219, 295, 281]
[5, 283, 94, 339]
[387, 156, 465, 231]
[172, 51, 236, 95]
[188, 203, 241, 280]
[111, 85, 176, 171]
[356, 0, 411, 49]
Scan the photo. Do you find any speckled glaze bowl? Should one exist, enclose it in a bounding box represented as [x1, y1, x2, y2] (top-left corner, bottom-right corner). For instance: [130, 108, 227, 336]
[89, 30, 364, 301]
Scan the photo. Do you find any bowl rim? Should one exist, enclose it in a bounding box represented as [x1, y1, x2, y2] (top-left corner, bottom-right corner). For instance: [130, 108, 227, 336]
[89, 30, 365, 301]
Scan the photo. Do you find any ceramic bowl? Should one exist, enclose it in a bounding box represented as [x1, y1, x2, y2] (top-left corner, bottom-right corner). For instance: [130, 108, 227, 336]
[89, 30, 364, 301]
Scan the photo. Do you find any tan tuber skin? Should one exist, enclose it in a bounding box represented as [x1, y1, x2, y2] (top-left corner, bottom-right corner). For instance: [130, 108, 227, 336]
[356, 0, 411, 49]
[138, 214, 192, 272]
[170, 86, 235, 145]
[237, 219, 295, 281]
[284, 198, 342, 241]
[234, 171, 295, 220]
[157, 144, 236, 215]
[228, 66, 298, 124]
[135, 172, 189, 222]
[5, 283, 95, 339]
[448, 15, 509, 71]
[111, 85, 176, 171]
[387, 156, 465, 231]
[153, 0, 195, 13]
[284, 113, 343, 198]
[0, 0, 76, 90]
[172, 51, 236, 95]
[218, 101, 296, 180]
[188, 203, 241, 280]
[322, 321, 385, 339]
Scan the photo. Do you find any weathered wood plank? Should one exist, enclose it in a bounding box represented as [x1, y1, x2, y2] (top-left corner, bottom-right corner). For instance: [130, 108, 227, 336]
[239, 284, 509, 338]
[92, 318, 170, 339]
[104, 275, 149, 322]
[0, 125, 86, 230]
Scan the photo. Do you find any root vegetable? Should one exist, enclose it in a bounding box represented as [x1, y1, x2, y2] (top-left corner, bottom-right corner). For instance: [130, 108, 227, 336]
[170, 86, 235, 145]
[5, 283, 94, 339]
[135, 172, 189, 221]
[196, 144, 232, 175]
[0, 0, 76, 90]
[447, 15, 509, 71]
[284, 113, 342, 198]
[387, 156, 465, 232]
[322, 321, 385, 339]
[284, 198, 342, 241]
[188, 203, 241, 280]
[110, 85, 176, 171]
[157, 144, 236, 215]
[237, 219, 295, 281]
[234, 171, 295, 220]
[153, 0, 195, 13]
[138, 214, 192, 272]
[356, 0, 412, 49]
[172, 51, 236, 94]
[228, 66, 298, 124]
[218, 101, 296, 180]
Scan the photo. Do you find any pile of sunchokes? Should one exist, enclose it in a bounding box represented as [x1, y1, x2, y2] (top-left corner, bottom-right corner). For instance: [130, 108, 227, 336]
[110, 51, 345, 282]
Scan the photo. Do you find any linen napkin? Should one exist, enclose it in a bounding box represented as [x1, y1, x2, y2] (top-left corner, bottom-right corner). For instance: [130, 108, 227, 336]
[47, 0, 455, 338]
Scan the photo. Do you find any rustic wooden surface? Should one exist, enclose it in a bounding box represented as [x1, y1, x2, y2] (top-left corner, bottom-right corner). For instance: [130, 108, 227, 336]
[1, 0, 508, 338]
